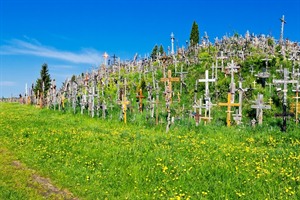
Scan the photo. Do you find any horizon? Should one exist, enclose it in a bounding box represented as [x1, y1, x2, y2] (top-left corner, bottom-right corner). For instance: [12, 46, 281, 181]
[1, 0, 300, 98]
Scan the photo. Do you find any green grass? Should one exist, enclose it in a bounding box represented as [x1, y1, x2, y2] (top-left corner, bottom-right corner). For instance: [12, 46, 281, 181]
[0, 103, 299, 199]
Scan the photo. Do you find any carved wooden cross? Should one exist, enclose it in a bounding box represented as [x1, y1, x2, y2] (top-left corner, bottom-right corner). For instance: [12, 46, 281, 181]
[136, 88, 145, 113]
[198, 70, 215, 98]
[160, 70, 180, 102]
[218, 93, 240, 127]
[251, 93, 271, 125]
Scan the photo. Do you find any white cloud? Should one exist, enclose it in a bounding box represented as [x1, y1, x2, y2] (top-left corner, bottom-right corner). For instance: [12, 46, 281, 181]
[0, 39, 103, 65]
[0, 81, 16, 86]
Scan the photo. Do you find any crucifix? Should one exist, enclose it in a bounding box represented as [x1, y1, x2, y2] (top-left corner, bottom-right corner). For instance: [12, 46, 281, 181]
[273, 68, 298, 131]
[218, 93, 240, 127]
[251, 93, 271, 125]
[198, 70, 215, 98]
[121, 79, 130, 124]
[155, 82, 160, 125]
[136, 88, 145, 113]
[160, 70, 180, 102]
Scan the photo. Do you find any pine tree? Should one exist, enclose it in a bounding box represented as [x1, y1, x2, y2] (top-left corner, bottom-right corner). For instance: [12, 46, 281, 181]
[190, 21, 199, 46]
[159, 45, 164, 56]
[151, 45, 158, 59]
[34, 63, 51, 97]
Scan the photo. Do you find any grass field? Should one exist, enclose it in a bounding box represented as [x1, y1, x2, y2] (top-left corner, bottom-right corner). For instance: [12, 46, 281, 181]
[0, 103, 299, 199]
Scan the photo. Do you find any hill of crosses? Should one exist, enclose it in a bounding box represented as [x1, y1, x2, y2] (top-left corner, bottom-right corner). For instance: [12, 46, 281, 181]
[17, 21, 300, 132]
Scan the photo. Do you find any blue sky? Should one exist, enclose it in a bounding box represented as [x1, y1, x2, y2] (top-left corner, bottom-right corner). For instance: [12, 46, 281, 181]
[0, 0, 300, 98]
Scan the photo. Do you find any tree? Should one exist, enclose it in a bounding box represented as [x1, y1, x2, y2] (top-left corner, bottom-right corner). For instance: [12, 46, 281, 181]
[151, 45, 158, 59]
[190, 21, 199, 46]
[34, 63, 51, 98]
[159, 45, 164, 56]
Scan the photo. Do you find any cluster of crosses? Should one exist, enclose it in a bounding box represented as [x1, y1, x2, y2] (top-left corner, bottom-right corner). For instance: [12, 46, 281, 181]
[21, 17, 300, 132]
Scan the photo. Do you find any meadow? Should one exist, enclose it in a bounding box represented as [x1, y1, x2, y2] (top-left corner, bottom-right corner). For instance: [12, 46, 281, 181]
[0, 103, 299, 199]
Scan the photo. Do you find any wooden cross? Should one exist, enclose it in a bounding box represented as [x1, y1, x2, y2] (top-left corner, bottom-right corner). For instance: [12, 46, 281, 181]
[136, 88, 145, 113]
[121, 94, 130, 124]
[160, 70, 180, 101]
[273, 68, 298, 131]
[198, 70, 215, 98]
[218, 93, 240, 127]
[251, 93, 271, 125]
[292, 86, 300, 124]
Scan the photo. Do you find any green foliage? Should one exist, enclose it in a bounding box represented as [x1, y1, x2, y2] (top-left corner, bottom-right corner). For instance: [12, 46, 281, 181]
[34, 63, 51, 97]
[159, 44, 164, 56]
[190, 21, 199, 46]
[151, 45, 158, 59]
[0, 103, 299, 199]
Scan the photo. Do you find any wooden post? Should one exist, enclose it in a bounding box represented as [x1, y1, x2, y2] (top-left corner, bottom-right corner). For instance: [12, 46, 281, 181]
[218, 93, 240, 127]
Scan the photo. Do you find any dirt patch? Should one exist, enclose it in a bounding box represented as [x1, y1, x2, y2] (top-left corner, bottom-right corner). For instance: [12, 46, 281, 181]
[32, 174, 79, 200]
[10, 160, 79, 200]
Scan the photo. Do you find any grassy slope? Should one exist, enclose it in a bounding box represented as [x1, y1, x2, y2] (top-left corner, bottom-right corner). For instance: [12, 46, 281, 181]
[0, 103, 299, 199]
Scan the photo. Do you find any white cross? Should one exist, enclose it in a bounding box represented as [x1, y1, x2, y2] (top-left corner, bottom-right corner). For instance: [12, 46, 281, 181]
[198, 70, 215, 98]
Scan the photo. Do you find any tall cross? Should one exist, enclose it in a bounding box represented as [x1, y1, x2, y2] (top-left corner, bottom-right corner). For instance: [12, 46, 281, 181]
[198, 70, 215, 98]
[273, 68, 298, 131]
[171, 32, 175, 55]
[279, 15, 286, 45]
[251, 93, 271, 125]
[218, 93, 240, 127]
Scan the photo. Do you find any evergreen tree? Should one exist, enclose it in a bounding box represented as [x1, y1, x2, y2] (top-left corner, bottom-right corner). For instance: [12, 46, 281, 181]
[159, 45, 164, 56]
[190, 21, 199, 46]
[151, 45, 158, 59]
[34, 63, 51, 97]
